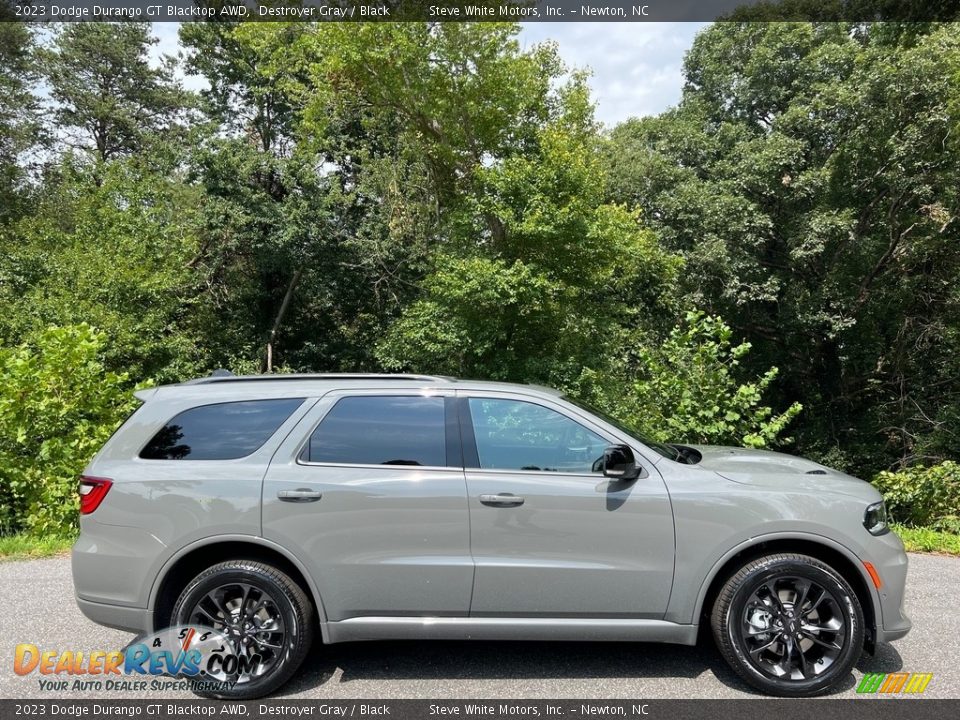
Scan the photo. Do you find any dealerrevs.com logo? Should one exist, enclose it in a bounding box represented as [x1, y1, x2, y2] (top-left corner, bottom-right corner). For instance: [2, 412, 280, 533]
[13, 626, 257, 693]
[856, 672, 934, 694]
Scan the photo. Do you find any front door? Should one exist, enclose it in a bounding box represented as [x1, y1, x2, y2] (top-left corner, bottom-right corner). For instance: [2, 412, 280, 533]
[262, 389, 472, 621]
[461, 392, 675, 618]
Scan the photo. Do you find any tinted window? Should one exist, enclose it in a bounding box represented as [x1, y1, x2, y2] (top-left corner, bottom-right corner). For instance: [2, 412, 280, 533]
[468, 398, 608, 473]
[306, 396, 447, 467]
[140, 399, 304, 460]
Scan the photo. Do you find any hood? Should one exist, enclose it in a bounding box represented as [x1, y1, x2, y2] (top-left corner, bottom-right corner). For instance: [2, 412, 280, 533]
[685, 445, 880, 500]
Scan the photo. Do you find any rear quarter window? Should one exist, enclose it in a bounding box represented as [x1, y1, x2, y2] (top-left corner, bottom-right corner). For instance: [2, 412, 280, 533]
[304, 395, 447, 467]
[140, 398, 304, 460]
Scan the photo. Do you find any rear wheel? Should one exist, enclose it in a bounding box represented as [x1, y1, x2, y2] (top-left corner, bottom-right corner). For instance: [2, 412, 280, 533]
[711, 553, 864, 697]
[171, 559, 314, 699]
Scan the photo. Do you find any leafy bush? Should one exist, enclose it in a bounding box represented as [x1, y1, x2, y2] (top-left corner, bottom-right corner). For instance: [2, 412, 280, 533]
[607, 311, 802, 448]
[0, 324, 136, 537]
[873, 462, 960, 533]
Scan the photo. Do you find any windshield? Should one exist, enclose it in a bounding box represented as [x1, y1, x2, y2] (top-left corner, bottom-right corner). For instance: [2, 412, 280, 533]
[563, 397, 681, 462]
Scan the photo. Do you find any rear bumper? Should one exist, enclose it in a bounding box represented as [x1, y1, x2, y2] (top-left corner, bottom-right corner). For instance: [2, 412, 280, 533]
[75, 596, 153, 636]
[72, 522, 159, 636]
[72, 520, 166, 608]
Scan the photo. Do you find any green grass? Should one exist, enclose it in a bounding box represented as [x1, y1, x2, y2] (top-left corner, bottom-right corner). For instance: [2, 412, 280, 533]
[0, 533, 76, 561]
[1, 526, 957, 561]
[892, 523, 960, 555]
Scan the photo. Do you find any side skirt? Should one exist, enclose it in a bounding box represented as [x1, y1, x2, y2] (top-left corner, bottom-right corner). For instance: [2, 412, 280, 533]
[324, 617, 699, 645]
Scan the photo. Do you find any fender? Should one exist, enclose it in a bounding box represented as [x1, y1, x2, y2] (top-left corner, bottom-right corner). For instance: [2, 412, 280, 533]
[147, 533, 332, 641]
[687, 530, 880, 627]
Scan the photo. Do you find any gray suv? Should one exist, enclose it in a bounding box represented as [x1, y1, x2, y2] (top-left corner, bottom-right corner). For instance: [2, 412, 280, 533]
[73, 373, 910, 698]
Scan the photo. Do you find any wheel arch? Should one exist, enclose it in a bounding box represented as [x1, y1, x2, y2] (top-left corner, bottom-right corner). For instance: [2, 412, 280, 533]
[695, 533, 878, 652]
[149, 535, 329, 641]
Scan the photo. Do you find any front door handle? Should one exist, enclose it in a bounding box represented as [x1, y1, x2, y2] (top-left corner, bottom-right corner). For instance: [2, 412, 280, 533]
[278, 488, 323, 502]
[479, 493, 525, 507]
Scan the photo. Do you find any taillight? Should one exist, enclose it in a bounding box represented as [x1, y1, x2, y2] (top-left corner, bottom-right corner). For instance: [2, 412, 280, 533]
[78, 476, 112, 515]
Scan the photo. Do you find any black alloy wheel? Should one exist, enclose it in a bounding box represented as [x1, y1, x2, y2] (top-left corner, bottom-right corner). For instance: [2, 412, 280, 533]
[171, 559, 314, 699]
[712, 553, 864, 697]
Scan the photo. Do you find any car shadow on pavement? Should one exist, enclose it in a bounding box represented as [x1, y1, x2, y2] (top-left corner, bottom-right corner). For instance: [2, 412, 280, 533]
[857, 642, 904, 675]
[276, 639, 906, 698]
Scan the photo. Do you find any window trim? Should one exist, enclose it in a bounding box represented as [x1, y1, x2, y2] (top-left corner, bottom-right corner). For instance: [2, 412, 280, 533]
[294, 393, 463, 470]
[458, 393, 616, 477]
[138, 397, 307, 462]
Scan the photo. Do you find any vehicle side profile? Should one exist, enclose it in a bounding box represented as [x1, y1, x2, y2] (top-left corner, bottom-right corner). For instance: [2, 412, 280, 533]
[73, 374, 910, 698]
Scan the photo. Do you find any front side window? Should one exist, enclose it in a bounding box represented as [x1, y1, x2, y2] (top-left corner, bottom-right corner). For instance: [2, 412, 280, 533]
[305, 395, 447, 467]
[468, 398, 608, 473]
[140, 398, 304, 460]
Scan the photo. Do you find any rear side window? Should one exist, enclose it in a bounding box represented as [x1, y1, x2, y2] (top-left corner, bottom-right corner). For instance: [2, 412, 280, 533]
[140, 398, 304, 460]
[305, 396, 446, 467]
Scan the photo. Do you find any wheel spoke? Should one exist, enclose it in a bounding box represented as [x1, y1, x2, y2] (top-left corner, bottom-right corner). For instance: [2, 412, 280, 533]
[796, 641, 810, 678]
[779, 635, 795, 673]
[801, 622, 836, 633]
[205, 589, 232, 619]
[802, 588, 827, 617]
[802, 631, 842, 651]
[748, 636, 780, 656]
[239, 583, 253, 617]
[762, 582, 785, 612]
[194, 605, 221, 626]
[792, 579, 811, 613]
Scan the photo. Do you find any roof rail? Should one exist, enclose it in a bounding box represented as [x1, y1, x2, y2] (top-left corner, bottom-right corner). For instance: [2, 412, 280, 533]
[184, 373, 455, 386]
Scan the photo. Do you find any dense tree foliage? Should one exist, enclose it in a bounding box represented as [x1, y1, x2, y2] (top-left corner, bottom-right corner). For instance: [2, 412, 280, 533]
[606, 23, 960, 475]
[0, 21, 42, 222]
[0, 20, 957, 536]
[42, 23, 189, 163]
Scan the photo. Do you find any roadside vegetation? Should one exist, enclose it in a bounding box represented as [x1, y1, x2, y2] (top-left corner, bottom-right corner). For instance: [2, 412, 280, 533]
[0, 532, 76, 561]
[0, 14, 957, 551]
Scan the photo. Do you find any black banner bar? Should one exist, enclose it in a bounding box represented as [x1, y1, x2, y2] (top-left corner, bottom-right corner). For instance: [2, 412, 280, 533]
[3, 0, 960, 23]
[0, 700, 958, 720]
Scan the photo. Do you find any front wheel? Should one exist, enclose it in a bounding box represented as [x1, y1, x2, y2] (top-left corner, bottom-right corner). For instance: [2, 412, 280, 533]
[171, 559, 315, 699]
[711, 553, 864, 697]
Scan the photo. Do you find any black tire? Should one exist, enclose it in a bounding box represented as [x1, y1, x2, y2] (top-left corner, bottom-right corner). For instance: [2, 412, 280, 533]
[711, 553, 864, 697]
[171, 559, 314, 699]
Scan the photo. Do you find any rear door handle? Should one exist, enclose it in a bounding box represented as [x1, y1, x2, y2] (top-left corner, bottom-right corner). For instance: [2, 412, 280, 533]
[479, 493, 525, 507]
[278, 488, 323, 502]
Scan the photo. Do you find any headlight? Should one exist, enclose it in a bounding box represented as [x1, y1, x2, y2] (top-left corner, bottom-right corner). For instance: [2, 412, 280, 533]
[864, 501, 889, 536]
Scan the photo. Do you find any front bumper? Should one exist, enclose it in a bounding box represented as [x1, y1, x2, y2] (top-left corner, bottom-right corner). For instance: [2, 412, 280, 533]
[870, 529, 912, 643]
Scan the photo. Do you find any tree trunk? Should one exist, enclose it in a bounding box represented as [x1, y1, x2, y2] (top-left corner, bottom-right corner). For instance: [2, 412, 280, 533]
[264, 268, 304, 373]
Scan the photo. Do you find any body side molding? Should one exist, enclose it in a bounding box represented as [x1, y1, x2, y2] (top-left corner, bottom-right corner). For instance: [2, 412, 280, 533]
[324, 616, 698, 645]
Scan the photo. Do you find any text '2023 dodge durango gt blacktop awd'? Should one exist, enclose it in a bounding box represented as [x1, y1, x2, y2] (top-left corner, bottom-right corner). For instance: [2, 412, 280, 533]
[72, 373, 910, 698]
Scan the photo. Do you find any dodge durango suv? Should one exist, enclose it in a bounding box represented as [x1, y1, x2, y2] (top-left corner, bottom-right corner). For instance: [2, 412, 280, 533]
[72, 373, 910, 698]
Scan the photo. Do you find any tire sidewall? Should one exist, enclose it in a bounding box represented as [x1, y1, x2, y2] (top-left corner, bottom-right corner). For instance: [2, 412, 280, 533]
[725, 558, 863, 696]
[171, 564, 305, 698]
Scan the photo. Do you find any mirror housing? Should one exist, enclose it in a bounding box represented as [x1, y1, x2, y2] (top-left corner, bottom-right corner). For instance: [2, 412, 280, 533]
[603, 444, 642, 481]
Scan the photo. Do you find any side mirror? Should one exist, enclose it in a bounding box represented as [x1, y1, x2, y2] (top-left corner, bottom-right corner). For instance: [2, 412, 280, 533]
[603, 444, 642, 481]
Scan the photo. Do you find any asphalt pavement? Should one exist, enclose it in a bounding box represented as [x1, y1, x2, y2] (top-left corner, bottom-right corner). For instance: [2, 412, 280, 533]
[0, 553, 957, 699]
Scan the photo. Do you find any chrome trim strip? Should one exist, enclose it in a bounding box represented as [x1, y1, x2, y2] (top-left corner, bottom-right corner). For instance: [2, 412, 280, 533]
[324, 616, 698, 645]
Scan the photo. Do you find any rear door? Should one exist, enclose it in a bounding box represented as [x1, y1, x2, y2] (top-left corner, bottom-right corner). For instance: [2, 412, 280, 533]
[262, 388, 472, 621]
[460, 391, 675, 618]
